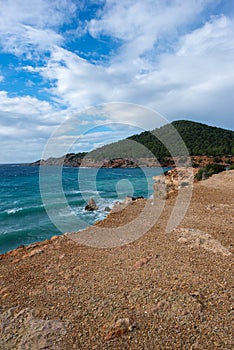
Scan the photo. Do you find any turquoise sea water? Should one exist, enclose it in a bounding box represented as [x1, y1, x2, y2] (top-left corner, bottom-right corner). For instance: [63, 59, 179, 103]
[0, 164, 167, 254]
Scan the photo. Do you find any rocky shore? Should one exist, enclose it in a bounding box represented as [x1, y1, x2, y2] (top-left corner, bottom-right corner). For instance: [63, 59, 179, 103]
[0, 171, 233, 349]
[29, 155, 169, 168]
[29, 154, 234, 168]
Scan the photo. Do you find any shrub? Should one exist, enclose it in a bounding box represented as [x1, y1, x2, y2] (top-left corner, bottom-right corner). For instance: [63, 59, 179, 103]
[195, 168, 206, 181]
[195, 163, 226, 181]
[229, 164, 234, 170]
[213, 156, 222, 163]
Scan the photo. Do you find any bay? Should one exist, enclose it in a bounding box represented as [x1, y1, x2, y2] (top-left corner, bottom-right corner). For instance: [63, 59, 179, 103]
[0, 164, 168, 253]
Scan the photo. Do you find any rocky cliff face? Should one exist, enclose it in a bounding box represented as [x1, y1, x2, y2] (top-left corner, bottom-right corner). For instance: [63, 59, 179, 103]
[30, 153, 83, 167]
[29, 154, 234, 169]
[101, 158, 137, 168]
[153, 167, 194, 199]
[30, 155, 163, 168]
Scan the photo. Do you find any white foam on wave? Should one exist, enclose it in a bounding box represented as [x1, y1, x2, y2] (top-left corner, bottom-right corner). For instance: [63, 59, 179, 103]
[58, 209, 76, 217]
[6, 207, 23, 215]
[0, 227, 24, 235]
[65, 189, 104, 195]
[82, 190, 104, 195]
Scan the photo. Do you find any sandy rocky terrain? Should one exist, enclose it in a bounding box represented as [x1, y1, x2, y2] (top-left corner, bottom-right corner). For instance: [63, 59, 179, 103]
[0, 170, 233, 349]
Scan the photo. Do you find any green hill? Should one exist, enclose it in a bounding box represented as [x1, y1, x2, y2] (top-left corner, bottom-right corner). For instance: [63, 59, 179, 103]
[89, 120, 234, 160]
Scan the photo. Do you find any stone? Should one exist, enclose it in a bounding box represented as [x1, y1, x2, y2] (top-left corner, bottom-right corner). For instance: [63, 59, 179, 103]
[133, 256, 151, 269]
[102, 317, 136, 340]
[111, 201, 122, 212]
[22, 249, 44, 260]
[51, 235, 59, 241]
[123, 196, 144, 205]
[153, 176, 167, 199]
[153, 167, 193, 200]
[175, 228, 231, 256]
[124, 196, 134, 204]
[0, 308, 66, 349]
[104, 206, 111, 212]
[135, 196, 144, 200]
[85, 198, 98, 211]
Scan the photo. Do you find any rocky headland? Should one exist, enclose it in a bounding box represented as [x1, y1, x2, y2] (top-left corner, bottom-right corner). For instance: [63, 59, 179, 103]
[29, 153, 234, 168]
[29, 154, 169, 168]
[0, 170, 233, 349]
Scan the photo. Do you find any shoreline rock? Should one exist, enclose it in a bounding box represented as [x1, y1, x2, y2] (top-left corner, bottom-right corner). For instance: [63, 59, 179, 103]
[153, 167, 194, 199]
[28, 155, 234, 168]
[85, 198, 98, 211]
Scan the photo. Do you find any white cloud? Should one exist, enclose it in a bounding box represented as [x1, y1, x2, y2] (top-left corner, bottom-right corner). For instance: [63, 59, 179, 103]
[0, 0, 77, 56]
[0, 0, 234, 162]
[0, 91, 69, 162]
[88, 0, 213, 59]
[36, 11, 234, 131]
[0, 0, 76, 29]
[177, 15, 234, 56]
[3, 26, 63, 58]
[0, 91, 53, 115]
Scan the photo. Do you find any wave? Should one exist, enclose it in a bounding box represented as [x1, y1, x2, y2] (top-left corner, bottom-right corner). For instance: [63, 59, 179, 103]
[58, 209, 77, 217]
[80, 190, 104, 194]
[65, 189, 104, 198]
[65, 190, 82, 195]
[6, 207, 23, 215]
[0, 205, 45, 218]
[0, 198, 87, 219]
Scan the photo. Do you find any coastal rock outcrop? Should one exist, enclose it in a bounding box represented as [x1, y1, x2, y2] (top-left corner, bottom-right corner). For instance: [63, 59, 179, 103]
[85, 198, 98, 211]
[153, 167, 193, 199]
[124, 196, 144, 204]
[111, 196, 145, 212]
[101, 158, 137, 168]
[104, 206, 111, 212]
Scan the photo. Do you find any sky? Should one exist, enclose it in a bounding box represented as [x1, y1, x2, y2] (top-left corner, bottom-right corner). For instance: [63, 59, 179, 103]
[0, 0, 234, 163]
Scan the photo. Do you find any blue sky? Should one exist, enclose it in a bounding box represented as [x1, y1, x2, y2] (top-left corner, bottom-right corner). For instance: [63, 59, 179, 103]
[0, 0, 234, 163]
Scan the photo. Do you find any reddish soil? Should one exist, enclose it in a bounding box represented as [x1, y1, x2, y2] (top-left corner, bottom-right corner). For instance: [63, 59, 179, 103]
[0, 171, 233, 349]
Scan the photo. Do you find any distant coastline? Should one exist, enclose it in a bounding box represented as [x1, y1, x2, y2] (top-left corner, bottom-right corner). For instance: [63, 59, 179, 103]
[28, 120, 234, 168]
[29, 154, 234, 169]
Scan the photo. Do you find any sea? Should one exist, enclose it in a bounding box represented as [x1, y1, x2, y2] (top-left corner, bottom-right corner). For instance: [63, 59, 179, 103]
[0, 164, 168, 254]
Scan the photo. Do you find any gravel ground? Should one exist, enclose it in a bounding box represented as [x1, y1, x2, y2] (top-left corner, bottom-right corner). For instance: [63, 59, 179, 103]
[0, 171, 233, 350]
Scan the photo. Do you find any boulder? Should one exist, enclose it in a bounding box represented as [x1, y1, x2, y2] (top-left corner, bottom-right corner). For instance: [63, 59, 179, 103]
[153, 167, 193, 199]
[85, 198, 98, 211]
[104, 206, 111, 212]
[111, 201, 122, 212]
[102, 317, 136, 340]
[124, 196, 134, 204]
[123, 196, 144, 204]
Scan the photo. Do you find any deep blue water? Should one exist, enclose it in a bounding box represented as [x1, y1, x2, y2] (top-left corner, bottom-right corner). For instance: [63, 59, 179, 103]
[0, 164, 167, 254]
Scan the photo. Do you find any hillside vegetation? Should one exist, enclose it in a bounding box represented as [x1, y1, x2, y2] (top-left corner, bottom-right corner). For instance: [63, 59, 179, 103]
[89, 120, 234, 160]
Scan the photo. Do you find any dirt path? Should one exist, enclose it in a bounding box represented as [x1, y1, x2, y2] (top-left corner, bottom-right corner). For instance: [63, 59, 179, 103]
[0, 171, 233, 349]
